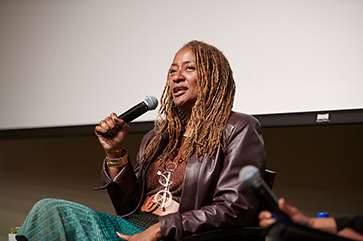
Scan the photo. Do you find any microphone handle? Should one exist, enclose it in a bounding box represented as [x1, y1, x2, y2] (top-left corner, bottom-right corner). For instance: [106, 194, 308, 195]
[250, 179, 285, 216]
[99, 101, 149, 137]
[117, 101, 148, 123]
[244, 173, 289, 219]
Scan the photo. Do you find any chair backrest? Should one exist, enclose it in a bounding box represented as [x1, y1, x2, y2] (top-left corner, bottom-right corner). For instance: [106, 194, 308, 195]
[264, 169, 276, 189]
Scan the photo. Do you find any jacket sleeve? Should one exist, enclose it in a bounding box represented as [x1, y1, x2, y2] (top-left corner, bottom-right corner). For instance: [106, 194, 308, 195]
[94, 156, 140, 216]
[94, 130, 156, 216]
[335, 215, 363, 235]
[158, 114, 266, 240]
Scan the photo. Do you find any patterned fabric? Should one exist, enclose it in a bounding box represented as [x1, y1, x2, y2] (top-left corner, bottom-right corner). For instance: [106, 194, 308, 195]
[145, 144, 188, 203]
[126, 212, 159, 230]
[146, 127, 189, 204]
[16, 198, 149, 241]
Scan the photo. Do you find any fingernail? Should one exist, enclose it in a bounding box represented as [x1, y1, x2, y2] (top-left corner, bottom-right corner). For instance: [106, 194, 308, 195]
[103, 130, 107, 133]
[114, 118, 119, 122]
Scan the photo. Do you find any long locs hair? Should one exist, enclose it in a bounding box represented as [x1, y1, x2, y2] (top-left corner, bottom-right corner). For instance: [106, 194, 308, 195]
[141, 40, 236, 165]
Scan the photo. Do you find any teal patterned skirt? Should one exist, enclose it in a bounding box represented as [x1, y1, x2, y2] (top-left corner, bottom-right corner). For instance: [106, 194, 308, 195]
[16, 198, 157, 241]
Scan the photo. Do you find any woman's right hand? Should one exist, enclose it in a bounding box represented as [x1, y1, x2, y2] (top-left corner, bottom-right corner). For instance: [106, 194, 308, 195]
[94, 112, 130, 158]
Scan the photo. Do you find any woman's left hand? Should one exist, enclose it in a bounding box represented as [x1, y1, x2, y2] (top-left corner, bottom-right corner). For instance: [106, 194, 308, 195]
[116, 223, 163, 241]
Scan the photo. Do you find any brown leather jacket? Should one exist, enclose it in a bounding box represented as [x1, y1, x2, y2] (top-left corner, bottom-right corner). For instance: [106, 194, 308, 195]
[97, 112, 266, 240]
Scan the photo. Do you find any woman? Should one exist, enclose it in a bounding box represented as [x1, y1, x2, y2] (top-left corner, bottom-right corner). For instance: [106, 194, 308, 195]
[16, 40, 265, 241]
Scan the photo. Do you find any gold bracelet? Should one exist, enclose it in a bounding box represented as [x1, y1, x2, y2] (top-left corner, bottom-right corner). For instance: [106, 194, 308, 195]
[106, 150, 128, 168]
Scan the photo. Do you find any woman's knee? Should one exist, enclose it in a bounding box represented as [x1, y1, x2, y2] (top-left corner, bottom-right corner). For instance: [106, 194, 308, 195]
[32, 198, 62, 212]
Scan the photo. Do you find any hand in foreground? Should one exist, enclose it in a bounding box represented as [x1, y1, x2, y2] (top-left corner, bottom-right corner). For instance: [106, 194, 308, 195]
[116, 223, 163, 241]
[94, 112, 130, 154]
[259, 198, 363, 240]
[258, 198, 311, 228]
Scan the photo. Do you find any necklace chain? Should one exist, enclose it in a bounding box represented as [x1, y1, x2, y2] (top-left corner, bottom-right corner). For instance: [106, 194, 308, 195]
[154, 120, 188, 212]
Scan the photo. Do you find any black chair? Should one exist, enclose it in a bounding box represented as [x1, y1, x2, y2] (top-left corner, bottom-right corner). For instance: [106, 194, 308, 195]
[182, 169, 276, 241]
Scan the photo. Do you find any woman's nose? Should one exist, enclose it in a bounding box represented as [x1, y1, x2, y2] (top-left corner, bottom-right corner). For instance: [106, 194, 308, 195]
[172, 70, 185, 83]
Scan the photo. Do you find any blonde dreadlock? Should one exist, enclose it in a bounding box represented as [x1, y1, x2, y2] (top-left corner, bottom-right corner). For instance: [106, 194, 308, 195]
[141, 40, 235, 164]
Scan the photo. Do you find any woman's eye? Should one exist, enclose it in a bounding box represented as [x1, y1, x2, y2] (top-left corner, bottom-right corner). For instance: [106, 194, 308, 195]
[186, 66, 195, 70]
[169, 69, 177, 74]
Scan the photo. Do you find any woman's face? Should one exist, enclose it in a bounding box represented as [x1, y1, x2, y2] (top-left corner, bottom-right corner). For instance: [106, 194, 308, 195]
[169, 47, 199, 116]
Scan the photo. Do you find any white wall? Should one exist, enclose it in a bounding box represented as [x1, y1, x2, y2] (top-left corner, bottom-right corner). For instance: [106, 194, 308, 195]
[1, 0, 362, 130]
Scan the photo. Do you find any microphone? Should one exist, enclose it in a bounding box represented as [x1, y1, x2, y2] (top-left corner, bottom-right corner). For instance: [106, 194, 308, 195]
[117, 95, 158, 123]
[239, 165, 287, 218]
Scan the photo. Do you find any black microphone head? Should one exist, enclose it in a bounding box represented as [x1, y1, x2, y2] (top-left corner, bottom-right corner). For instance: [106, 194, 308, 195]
[239, 165, 260, 183]
[143, 96, 158, 110]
